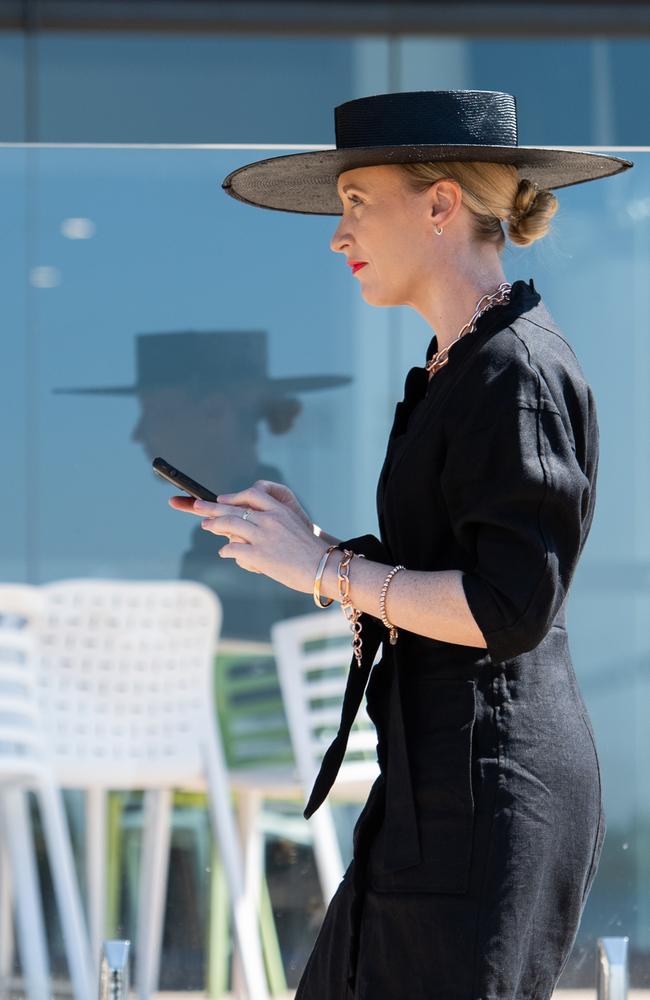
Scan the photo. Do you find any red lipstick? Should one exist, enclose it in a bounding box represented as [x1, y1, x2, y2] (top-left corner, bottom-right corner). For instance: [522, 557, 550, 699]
[350, 261, 368, 274]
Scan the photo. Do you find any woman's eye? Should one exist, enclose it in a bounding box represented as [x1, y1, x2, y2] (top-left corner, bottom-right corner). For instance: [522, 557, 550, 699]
[348, 195, 362, 205]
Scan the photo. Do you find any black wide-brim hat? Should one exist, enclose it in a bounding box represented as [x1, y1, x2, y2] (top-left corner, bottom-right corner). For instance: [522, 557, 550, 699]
[221, 90, 633, 215]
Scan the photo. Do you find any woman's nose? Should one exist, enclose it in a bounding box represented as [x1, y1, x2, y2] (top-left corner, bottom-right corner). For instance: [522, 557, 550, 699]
[329, 222, 346, 254]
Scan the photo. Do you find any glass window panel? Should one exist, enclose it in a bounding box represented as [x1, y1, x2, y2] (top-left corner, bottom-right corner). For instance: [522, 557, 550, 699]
[0, 148, 28, 581]
[0, 30, 25, 141]
[3, 116, 650, 1000]
[34, 33, 367, 143]
[19, 30, 650, 148]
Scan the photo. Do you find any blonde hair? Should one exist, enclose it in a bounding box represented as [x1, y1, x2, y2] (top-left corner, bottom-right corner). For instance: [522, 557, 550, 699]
[397, 160, 558, 248]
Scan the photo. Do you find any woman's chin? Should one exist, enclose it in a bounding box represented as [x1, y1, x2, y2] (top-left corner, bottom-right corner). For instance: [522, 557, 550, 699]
[361, 287, 396, 307]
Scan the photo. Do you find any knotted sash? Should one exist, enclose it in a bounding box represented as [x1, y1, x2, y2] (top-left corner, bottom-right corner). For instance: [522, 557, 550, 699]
[303, 532, 421, 873]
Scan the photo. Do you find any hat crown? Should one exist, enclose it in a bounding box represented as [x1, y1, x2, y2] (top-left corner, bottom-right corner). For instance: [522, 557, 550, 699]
[335, 90, 518, 150]
[135, 331, 268, 390]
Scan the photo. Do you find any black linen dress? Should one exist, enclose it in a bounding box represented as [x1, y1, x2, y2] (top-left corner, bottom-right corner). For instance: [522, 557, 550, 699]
[294, 278, 606, 1000]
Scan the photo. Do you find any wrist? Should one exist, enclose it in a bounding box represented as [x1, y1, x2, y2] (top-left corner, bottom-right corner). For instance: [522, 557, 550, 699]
[318, 546, 346, 603]
[312, 522, 343, 547]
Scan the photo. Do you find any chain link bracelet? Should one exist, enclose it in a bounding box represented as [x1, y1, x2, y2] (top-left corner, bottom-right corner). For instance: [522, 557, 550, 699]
[337, 548, 366, 668]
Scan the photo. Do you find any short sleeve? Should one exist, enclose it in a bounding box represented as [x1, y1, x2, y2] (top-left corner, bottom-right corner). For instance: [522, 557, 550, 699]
[440, 397, 594, 663]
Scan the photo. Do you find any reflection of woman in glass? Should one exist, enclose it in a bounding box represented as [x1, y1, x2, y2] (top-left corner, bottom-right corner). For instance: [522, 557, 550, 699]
[55, 329, 351, 640]
[171, 91, 632, 998]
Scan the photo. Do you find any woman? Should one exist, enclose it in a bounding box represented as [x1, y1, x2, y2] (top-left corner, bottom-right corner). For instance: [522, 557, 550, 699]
[170, 91, 633, 998]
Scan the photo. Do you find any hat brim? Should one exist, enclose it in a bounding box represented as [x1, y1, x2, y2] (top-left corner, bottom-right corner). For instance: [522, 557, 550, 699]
[221, 144, 633, 215]
[51, 373, 353, 396]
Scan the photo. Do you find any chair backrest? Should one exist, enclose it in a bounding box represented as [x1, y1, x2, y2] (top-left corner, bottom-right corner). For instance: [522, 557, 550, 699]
[214, 639, 295, 772]
[34, 579, 222, 787]
[271, 611, 380, 792]
[0, 583, 48, 781]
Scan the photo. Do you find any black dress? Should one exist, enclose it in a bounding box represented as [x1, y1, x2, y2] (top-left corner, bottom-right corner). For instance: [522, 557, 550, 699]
[294, 278, 606, 1000]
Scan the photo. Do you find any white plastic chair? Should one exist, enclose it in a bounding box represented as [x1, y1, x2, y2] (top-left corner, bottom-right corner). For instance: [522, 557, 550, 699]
[32, 578, 269, 1000]
[0, 584, 95, 1000]
[271, 610, 381, 902]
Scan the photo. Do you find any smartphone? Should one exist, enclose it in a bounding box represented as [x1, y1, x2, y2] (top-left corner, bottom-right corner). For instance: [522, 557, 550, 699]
[152, 457, 219, 502]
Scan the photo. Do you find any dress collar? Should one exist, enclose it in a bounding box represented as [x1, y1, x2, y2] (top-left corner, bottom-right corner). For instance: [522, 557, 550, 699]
[403, 277, 541, 406]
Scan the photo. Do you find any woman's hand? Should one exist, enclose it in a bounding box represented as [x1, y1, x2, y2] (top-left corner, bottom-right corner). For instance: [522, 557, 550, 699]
[167, 482, 331, 593]
[224, 480, 314, 531]
[169, 480, 313, 528]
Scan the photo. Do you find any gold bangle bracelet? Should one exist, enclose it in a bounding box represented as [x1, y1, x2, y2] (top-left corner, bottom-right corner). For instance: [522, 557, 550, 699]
[313, 544, 337, 607]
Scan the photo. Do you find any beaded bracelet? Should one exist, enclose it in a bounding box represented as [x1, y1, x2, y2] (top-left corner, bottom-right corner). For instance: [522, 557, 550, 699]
[379, 564, 406, 645]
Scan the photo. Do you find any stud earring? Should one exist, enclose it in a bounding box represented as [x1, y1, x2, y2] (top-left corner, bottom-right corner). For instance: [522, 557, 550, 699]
[434, 224, 443, 236]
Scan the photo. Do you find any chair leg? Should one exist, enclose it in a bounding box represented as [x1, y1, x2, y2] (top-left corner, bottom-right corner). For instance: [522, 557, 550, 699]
[0, 817, 14, 987]
[37, 779, 95, 1000]
[202, 726, 269, 1000]
[231, 940, 246, 999]
[231, 787, 260, 1000]
[85, 785, 108, 983]
[105, 790, 126, 939]
[234, 790, 287, 997]
[237, 789, 263, 921]
[207, 837, 230, 999]
[231, 901, 287, 1000]
[135, 788, 173, 1000]
[260, 874, 287, 996]
[123, 805, 141, 952]
[0, 787, 50, 1000]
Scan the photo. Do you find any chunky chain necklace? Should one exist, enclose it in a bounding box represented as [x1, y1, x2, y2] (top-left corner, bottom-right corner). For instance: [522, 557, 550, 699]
[425, 281, 513, 377]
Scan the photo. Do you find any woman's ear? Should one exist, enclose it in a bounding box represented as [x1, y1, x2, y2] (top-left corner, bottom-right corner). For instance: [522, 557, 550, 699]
[430, 178, 463, 227]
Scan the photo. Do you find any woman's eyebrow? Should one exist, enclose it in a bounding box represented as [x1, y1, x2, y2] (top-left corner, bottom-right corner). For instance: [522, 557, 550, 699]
[339, 183, 369, 196]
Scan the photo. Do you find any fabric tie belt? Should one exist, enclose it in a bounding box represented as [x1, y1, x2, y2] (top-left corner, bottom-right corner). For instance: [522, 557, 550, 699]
[302, 532, 422, 873]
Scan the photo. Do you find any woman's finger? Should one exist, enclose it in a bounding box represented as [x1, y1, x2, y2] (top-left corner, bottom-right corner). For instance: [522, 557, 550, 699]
[167, 495, 199, 512]
[218, 540, 263, 573]
[213, 484, 280, 512]
[167, 496, 258, 518]
[221, 479, 293, 505]
[200, 514, 261, 539]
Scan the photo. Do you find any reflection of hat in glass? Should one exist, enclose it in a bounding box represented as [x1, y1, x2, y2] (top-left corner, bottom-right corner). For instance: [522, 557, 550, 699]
[221, 89, 633, 215]
[52, 330, 352, 397]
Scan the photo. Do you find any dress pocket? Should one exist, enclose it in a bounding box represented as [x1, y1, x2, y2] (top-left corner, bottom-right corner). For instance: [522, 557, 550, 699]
[366, 677, 478, 894]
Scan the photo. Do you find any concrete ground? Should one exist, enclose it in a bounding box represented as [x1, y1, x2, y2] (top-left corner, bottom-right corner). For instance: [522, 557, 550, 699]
[145, 992, 650, 999]
[4, 984, 650, 998]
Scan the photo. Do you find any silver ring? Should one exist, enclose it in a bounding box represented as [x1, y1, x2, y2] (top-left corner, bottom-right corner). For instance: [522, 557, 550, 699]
[241, 508, 253, 521]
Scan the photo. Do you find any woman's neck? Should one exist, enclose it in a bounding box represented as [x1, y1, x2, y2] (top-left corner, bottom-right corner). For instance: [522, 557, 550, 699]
[413, 266, 509, 354]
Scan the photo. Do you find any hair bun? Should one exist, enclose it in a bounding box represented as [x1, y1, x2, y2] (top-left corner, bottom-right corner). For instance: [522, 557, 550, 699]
[510, 178, 540, 224]
[506, 177, 558, 246]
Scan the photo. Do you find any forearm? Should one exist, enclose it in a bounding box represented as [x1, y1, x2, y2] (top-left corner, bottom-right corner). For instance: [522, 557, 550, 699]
[319, 551, 488, 649]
